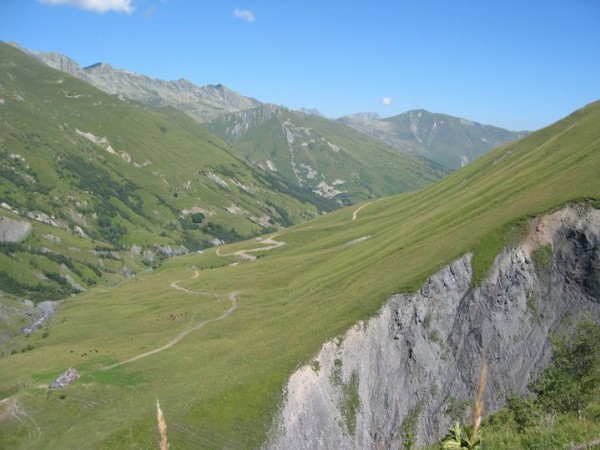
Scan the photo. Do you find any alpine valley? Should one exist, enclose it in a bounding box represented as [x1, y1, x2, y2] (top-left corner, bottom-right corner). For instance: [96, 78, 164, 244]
[0, 40, 599, 450]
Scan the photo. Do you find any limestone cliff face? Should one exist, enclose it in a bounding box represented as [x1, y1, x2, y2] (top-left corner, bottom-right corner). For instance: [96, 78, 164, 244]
[267, 205, 600, 449]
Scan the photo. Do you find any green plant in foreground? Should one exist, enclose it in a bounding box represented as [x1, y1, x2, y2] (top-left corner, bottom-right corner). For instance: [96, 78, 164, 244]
[442, 361, 487, 450]
[441, 421, 481, 450]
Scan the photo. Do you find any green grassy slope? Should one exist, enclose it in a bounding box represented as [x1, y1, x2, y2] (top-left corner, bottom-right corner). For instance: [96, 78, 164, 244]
[207, 105, 448, 205]
[0, 93, 598, 447]
[0, 42, 322, 301]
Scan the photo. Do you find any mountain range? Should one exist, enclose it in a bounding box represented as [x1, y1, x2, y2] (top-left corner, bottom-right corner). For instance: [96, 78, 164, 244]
[0, 41, 444, 329]
[1, 40, 599, 449]
[11, 42, 527, 172]
[339, 110, 528, 169]
[206, 104, 448, 205]
[11, 42, 262, 123]
[0, 41, 324, 311]
[1, 89, 598, 447]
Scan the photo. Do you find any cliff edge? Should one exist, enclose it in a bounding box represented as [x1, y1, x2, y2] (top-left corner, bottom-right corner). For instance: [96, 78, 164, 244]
[268, 205, 600, 449]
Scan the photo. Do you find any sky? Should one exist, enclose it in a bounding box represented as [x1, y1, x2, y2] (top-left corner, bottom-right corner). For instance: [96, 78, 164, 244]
[1, 0, 599, 131]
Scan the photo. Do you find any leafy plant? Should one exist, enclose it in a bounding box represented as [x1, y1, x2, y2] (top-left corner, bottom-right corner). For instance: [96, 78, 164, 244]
[441, 421, 481, 450]
[442, 361, 487, 450]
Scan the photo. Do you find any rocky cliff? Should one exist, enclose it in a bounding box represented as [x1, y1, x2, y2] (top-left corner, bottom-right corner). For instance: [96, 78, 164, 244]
[268, 205, 600, 449]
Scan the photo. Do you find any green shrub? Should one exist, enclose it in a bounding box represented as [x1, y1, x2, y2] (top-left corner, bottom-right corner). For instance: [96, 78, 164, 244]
[445, 396, 470, 423]
[530, 320, 600, 415]
[190, 212, 205, 224]
[505, 394, 543, 431]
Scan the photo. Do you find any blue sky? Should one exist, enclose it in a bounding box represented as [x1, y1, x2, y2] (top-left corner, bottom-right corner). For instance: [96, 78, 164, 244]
[1, 0, 599, 130]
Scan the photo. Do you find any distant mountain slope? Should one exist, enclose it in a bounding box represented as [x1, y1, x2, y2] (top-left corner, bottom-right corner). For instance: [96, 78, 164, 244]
[11, 43, 525, 171]
[10, 42, 261, 123]
[207, 104, 449, 205]
[339, 109, 528, 169]
[0, 42, 320, 301]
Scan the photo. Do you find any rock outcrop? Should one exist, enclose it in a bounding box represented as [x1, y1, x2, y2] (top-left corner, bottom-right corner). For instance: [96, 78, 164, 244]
[49, 368, 79, 389]
[268, 205, 600, 449]
[0, 216, 32, 243]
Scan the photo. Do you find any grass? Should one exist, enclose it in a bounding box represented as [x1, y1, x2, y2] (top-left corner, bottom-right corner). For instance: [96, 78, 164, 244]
[401, 402, 424, 450]
[0, 49, 599, 447]
[482, 413, 600, 450]
[331, 363, 361, 436]
[531, 244, 553, 272]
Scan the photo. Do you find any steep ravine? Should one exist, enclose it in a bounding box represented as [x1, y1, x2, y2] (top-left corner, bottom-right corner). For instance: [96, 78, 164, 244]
[267, 205, 600, 449]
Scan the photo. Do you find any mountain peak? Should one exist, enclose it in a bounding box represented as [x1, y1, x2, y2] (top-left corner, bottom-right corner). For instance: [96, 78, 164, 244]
[298, 107, 325, 117]
[83, 62, 110, 71]
[340, 109, 528, 170]
[15, 42, 262, 122]
[349, 112, 382, 120]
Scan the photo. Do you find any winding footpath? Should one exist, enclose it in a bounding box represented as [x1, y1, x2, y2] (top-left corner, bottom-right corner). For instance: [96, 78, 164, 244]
[0, 397, 41, 438]
[101, 291, 238, 371]
[352, 199, 382, 221]
[215, 234, 285, 260]
[100, 234, 286, 370]
[7, 231, 288, 438]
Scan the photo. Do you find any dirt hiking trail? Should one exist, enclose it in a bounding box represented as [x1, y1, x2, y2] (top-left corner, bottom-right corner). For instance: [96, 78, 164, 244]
[215, 234, 285, 261]
[101, 291, 238, 371]
[100, 234, 287, 370]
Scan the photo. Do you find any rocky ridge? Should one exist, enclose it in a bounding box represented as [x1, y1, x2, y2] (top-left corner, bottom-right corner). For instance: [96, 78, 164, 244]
[9, 42, 261, 123]
[268, 204, 600, 449]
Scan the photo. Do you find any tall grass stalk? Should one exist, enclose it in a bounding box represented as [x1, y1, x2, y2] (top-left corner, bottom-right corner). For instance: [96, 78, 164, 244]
[156, 399, 168, 450]
[470, 359, 488, 445]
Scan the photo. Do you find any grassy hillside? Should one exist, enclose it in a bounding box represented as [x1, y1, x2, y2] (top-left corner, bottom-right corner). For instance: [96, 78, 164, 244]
[0, 42, 323, 302]
[0, 88, 598, 447]
[207, 105, 448, 205]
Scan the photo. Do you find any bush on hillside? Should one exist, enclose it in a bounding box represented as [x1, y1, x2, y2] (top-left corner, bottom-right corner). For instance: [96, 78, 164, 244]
[529, 320, 600, 415]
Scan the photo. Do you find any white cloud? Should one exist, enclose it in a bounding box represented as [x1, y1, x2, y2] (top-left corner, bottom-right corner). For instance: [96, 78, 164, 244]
[234, 7, 255, 23]
[382, 96, 393, 106]
[39, 0, 134, 14]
